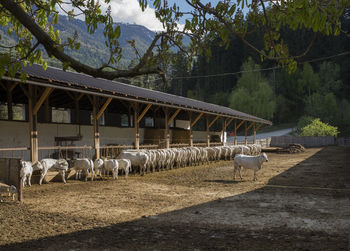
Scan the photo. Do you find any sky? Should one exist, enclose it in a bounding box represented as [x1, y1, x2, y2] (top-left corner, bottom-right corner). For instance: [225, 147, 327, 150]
[59, 1, 244, 32]
[99, 0, 222, 31]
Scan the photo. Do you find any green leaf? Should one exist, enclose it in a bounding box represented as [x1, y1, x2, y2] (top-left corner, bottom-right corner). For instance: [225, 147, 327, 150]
[74, 42, 81, 50]
[114, 26, 121, 39]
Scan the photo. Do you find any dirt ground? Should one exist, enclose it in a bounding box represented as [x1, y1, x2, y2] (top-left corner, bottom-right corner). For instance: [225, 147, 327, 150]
[0, 146, 349, 250]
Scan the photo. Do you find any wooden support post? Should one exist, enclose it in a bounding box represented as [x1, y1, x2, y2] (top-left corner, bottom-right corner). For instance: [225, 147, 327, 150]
[244, 121, 248, 145]
[92, 96, 100, 159]
[133, 103, 139, 149]
[74, 97, 80, 124]
[74, 93, 85, 124]
[234, 119, 237, 145]
[253, 123, 256, 144]
[44, 98, 50, 123]
[189, 112, 193, 147]
[221, 117, 226, 146]
[164, 108, 170, 149]
[5, 83, 13, 120]
[28, 85, 38, 162]
[206, 116, 210, 147]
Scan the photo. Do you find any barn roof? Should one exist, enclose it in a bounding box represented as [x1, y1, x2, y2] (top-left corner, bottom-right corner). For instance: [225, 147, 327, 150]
[10, 64, 271, 125]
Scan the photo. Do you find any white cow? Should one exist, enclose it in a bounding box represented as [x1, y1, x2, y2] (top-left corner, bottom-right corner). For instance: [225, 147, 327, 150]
[118, 151, 149, 176]
[233, 153, 268, 181]
[94, 158, 104, 178]
[20, 160, 43, 187]
[117, 159, 131, 179]
[69, 158, 94, 181]
[103, 159, 119, 179]
[39, 158, 69, 185]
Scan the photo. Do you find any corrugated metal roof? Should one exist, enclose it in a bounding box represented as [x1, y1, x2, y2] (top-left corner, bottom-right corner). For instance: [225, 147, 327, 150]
[18, 64, 272, 125]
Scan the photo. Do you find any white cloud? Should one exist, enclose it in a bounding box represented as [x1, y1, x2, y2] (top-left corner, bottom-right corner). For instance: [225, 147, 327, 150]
[102, 0, 164, 31]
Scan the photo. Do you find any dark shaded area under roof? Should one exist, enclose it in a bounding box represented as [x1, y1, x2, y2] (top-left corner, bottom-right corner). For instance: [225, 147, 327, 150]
[8, 64, 271, 125]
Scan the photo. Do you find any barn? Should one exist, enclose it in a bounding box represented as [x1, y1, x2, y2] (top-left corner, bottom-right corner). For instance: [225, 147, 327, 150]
[0, 64, 272, 162]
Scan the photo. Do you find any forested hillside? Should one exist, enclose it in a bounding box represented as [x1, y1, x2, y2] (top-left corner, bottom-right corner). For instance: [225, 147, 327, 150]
[0, 15, 156, 68]
[169, 12, 350, 135]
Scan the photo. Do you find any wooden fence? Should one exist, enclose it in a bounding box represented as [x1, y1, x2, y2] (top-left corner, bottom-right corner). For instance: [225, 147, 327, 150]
[0, 158, 22, 201]
[270, 136, 335, 147]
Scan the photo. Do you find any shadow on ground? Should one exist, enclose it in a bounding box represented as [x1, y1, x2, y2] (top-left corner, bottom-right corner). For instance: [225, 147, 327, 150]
[1, 147, 349, 251]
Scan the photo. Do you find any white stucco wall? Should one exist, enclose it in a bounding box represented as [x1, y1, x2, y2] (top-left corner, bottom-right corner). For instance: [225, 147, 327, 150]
[175, 119, 190, 130]
[0, 120, 224, 160]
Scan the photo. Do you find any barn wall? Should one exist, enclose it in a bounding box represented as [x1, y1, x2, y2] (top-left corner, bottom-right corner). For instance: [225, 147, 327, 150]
[0, 121, 29, 148]
[0, 120, 222, 160]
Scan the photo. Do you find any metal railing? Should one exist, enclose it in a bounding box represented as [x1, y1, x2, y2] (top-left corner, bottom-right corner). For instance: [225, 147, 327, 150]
[38, 145, 93, 160]
[0, 147, 30, 160]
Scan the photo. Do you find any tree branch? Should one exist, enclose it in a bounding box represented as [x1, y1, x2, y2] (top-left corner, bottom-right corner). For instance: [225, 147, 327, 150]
[0, 0, 163, 79]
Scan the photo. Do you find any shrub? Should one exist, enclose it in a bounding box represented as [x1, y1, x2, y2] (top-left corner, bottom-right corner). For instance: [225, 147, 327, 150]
[296, 116, 314, 134]
[300, 118, 339, 137]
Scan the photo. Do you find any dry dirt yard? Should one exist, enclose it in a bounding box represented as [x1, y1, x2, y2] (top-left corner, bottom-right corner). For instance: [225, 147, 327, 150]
[0, 146, 349, 250]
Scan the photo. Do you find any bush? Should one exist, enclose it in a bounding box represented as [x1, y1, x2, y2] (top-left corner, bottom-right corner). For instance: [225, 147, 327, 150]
[296, 116, 315, 134]
[300, 118, 339, 137]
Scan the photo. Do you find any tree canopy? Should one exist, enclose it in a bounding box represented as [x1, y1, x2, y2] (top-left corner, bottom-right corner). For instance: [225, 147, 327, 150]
[0, 0, 349, 81]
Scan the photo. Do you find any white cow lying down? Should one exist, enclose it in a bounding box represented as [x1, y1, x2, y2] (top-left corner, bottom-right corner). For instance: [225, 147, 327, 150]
[233, 153, 268, 181]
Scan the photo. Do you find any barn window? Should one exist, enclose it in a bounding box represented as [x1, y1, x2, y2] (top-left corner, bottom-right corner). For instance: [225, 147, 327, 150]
[52, 107, 71, 123]
[90, 113, 105, 125]
[144, 117, 154, 127]
[121, 114, 129, 127]
[0, 103, 26, 121]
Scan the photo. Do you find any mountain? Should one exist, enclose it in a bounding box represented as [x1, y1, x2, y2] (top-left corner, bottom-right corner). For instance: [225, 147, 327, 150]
[0, 15, 157, 69]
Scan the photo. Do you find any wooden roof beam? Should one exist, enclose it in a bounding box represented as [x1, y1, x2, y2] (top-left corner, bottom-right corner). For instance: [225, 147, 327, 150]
[255, 123, 264, 131]
[235, 120, 245, 131]
[137, 103, 152, 123]
[191, 112, 203, 128]
[9, 82, 18, 92]
[247, 121, 255, 130]
[167, 108, 181, 126]
[33, 87, 53, 115]
[222, 117, 234, 131]
[96, 97, 113, 120]
[208, 115, 220, 129]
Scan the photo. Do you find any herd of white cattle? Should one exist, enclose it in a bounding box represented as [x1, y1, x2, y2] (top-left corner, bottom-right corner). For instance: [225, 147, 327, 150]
[20, 144, 267, 187]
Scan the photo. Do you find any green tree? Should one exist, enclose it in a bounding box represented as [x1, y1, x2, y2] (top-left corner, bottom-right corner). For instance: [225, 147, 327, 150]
[305, 92, 338, 123]
[300, 118, 339, 137]
[229, 58, 276, 120]
[0, 0, 348, 81]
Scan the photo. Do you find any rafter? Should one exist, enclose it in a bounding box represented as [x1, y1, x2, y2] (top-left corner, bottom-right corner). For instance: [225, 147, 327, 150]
[208, 115, 220, 129]
[190, 112, 203, 128]
[235, 120, 245, 130]
[255, 123, 264, 131]
[222, 118, 234, 131]
[167, 108, 181, 126]
[137, 103, 152, 123]
[33, 87, 53, 115]
[96, 97, 113, 120]
[247, 122, 255, 130]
